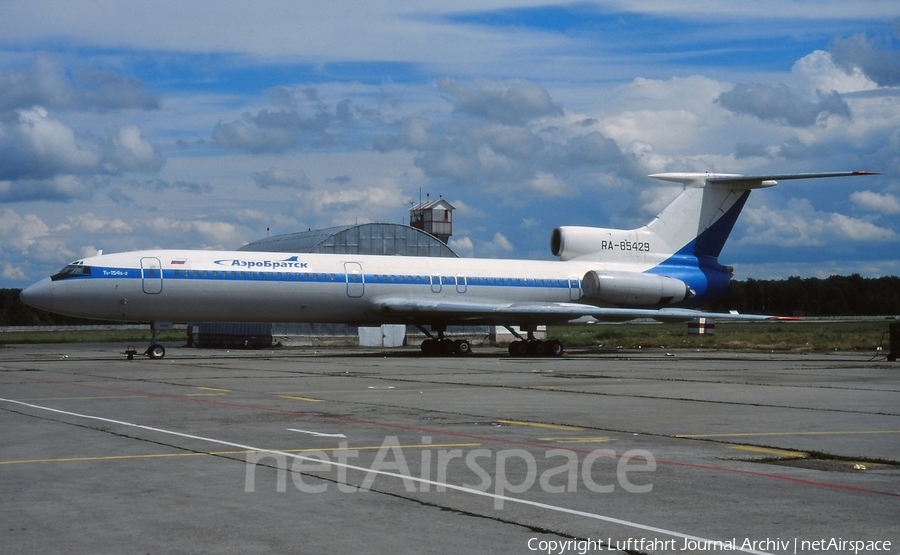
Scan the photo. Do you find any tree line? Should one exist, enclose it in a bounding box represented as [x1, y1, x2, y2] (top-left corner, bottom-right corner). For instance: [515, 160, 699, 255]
[1, 274, 898, 326]
[708, 274, 900, 317]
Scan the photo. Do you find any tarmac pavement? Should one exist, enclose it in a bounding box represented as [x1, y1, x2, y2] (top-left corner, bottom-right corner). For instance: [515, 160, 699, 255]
[1, 343, 898, 554]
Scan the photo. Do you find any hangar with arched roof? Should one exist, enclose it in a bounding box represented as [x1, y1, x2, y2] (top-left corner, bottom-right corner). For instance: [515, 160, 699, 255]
[238, 223, 458, 257]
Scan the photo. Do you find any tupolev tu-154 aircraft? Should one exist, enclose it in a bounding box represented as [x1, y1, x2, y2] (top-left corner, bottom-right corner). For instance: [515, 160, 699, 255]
[20, 170, 877, 359]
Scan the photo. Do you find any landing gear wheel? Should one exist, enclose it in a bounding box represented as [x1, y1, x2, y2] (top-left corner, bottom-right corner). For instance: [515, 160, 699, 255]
[546, 340, 564, 357]
[146, 344, 166, 359]
[453, 339, 472, 356]
[439, 339, 455, 355]
[421, 338, 438, 355]
[508, 341, 529, 357]
[528, 340, 547, 357]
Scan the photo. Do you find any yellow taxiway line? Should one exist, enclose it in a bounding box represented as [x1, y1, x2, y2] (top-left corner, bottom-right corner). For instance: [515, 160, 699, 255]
[497, 419, 582, 431]
[675, 430, 900, 438]
[0, 442, 482, 466]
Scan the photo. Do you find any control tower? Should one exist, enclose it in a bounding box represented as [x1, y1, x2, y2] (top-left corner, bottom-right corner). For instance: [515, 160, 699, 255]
[409, 197, 454, 244]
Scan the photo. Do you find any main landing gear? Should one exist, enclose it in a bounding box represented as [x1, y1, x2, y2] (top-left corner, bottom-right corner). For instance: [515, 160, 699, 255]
[417, 325, 472, 356]
[506, 325, 564, 358]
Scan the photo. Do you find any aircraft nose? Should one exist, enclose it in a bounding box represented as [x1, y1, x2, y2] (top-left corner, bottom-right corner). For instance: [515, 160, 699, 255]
[20, 278, 55, 313]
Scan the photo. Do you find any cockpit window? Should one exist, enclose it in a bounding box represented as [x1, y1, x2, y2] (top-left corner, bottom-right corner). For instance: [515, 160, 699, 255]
[50, 263, 92, 281]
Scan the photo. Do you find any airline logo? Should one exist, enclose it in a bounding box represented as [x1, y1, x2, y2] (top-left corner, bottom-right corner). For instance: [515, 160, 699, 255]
[213, 255, 309, 269]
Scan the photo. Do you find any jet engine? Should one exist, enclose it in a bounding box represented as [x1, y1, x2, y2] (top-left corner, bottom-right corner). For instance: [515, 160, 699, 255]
[551, 226, 613, 261]
[581, 270, 692, 306]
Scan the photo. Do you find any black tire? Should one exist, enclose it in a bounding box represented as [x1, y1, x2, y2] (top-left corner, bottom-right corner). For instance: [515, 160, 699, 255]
[509, 341, 528, 357]
[439, 339, 455, 355]
[529, 340, 546, 357]
[454, 339, 471, 355]
[147, 344, 166, 359]
[547, 340, 564, 357]
[421, 338, 438, 355]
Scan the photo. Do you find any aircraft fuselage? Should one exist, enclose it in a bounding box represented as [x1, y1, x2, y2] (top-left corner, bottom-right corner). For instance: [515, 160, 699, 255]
[22, 248, 723, 326]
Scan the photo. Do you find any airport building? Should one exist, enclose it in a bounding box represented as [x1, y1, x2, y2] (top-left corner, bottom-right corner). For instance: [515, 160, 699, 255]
[237, 221, 458, 258]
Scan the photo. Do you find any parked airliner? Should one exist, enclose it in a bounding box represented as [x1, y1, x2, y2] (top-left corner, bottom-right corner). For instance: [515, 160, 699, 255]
[20, 171, 877, 358]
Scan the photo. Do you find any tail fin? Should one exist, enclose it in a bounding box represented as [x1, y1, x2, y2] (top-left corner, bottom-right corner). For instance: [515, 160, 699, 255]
[644, 173, 760, 259]
[551, 171, 878, 264]
[645, 171, 879, 260]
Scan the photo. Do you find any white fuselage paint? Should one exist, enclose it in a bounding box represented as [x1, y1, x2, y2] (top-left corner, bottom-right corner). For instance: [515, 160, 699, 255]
[28, 249, 649, 325]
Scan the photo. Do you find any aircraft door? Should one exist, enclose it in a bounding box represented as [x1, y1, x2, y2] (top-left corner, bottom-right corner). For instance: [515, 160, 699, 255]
[430, 274, 442, 293]
[141, 257, 163, 294]
[456, 274, 467, 294]
[568, 275, 581, 301]
[344, 262, 364, 298]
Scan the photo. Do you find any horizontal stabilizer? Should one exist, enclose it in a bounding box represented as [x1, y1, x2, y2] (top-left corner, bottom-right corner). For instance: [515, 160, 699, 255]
[650, 170, 879, 189]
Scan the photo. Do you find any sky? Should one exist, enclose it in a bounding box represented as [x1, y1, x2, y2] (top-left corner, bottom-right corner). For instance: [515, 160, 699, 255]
[1, 1, 899, 288]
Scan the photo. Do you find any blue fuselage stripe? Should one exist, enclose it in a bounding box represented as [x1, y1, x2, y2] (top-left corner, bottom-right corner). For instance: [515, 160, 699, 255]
[66, 266, 578, 290]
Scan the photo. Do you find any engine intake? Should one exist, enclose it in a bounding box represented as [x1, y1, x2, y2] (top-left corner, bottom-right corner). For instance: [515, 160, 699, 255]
[582, 270, 691, 306]
[551, 226, 613, 261]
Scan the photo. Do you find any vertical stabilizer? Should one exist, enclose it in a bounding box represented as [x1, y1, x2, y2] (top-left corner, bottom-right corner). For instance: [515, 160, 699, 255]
[552, 171, 878, 265]
[644, 173, 757, 259]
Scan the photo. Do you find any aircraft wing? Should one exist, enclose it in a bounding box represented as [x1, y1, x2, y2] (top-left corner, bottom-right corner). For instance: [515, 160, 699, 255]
[373, 297, 786, 325]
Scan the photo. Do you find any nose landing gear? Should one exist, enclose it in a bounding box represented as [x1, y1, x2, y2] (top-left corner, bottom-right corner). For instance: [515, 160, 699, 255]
[145, 343, 167, 359]
[125, 321, 172, 360]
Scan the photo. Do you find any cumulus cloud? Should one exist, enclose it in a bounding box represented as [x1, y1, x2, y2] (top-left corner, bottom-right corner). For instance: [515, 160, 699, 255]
[55, 213, 133, 235]
[715, 83, 850, 127]
[294, 183, 409, 224]
[0, 107, 101, 180]
[739, 198, 895, 247]
[476, 232, 515, 258]
[791, 50, 877, 96]
[253, 167, 311, 189]
[0, 108, 163, 199]
[563, 132, 622, 166]
[0, 175, 93, 202]
[524, 171, 572, 196]
[437, 78, 563, 125]
[110, 125, 163, 173]
[829, 30, 900, 87]
[143, 217, 241, 247]
[0, 53, 161, 112]
[211, 88, 369, 154]
[0, 209, 74, 278]
[212, 118, 296, 154]
[379, 79, 633, 203]
[0, 208, 50, 251]
[449, 236, 474, 257]
[850, 190, 900, 214]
